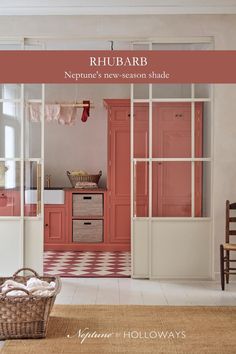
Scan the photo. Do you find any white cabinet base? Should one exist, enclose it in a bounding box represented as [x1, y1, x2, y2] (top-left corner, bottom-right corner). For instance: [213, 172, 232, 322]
[132, 219, 212, 279]
[132, 220, 149, 278]
[24, 219, 44, 275]
[0, 220, 22, 276]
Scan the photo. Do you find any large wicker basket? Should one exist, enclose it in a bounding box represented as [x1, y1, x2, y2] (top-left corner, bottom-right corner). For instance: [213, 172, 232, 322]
[67, 170, 102, 188]
[0, 268, 61, 340]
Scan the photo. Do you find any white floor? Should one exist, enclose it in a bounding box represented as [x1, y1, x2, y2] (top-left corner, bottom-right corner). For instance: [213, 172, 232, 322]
[0, 279, 235, 349]
[55, 278, 236, 306]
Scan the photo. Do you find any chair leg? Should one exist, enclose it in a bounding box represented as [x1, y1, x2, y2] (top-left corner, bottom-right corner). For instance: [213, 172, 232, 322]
[220, 245, 225, 291]
[226, 250, 230, 283]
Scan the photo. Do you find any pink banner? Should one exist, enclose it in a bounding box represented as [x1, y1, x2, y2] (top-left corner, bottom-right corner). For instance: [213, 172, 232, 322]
[0, 50, 235, 83]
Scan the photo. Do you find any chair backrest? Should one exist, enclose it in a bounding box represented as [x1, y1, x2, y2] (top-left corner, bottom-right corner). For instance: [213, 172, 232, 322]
[226, 200, 236, 243]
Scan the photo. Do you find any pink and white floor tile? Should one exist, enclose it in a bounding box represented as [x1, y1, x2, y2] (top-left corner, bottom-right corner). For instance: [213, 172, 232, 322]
[43, 251, 131, 278]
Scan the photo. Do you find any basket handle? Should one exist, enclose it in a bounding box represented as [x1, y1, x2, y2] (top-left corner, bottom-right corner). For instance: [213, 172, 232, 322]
[41, 275, 62, 297]
[54, 276, 62, 296]
[13, 268, 40, 279]
[2, 287, 31, 298]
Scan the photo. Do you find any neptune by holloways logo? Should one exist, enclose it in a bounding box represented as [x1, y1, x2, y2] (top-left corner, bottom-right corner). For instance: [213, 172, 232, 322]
[67, 328, 186, 344]
[67, 328, 114, 344]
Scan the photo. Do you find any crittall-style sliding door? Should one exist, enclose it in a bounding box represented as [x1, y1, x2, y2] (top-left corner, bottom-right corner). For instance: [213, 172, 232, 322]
[131, 41, 213, 279]
[0, 82, 44, 276]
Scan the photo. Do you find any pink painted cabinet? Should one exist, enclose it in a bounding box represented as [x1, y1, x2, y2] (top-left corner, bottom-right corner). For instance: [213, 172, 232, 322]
[44, 190, 112, 251]
[105, 100, 131, 248]
[105, 100, 149, 249]
[105, 99, 203, 247]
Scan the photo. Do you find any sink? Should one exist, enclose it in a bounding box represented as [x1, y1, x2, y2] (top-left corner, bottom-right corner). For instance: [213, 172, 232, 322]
[25, 189, 64, 204]
[44, 190, 64, 204]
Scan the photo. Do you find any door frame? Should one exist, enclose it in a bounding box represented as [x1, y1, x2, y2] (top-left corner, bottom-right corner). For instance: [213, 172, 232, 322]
[0, 81, 45, 275]
[130, 40, 214, 279]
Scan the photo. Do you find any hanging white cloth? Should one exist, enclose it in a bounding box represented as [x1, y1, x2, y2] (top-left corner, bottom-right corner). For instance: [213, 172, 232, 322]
[28, 102, 41, 122]
[28, 103, 78, 126]
[58, 106, 77, 126]
[45, 104, 61, 122]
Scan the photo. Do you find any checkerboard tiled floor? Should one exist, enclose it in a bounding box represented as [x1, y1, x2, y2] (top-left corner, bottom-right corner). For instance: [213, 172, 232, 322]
[44, 251, 131, 278]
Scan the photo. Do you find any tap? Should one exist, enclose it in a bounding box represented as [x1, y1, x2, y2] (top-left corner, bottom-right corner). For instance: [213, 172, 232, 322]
[45, 175, 51, 188]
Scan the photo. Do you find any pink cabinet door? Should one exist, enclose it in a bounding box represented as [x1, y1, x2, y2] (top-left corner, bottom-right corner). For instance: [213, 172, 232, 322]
[109, 123, 131, 243]
[0, 190, 20, 216]
[108, 102, 149, 243]
[152, 102, 203, 217]
[107, 100, 203, 245]
[44, 206, 66, 244]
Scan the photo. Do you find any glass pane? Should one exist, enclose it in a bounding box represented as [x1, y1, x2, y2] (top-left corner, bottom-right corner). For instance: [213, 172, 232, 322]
[23, 39, 44, 51]
[133, 84, 149, 99]
[25, 84, 42, 100]
[25, 102, 42, 158]
[152, 102, 191, 158]
[0, 161, 21, 216]
[44, 39, 128, 50]
[152, 84, 191, 99]
[195, 162, 211, 217]
[0, 103, 21, 158]
[195, 102, 211, 158]
[133, 103, 149, 158]
[132, 43, 149, 50]
[152, 162, 191, 217]
[195, 84, 211, 99]
[152, 42, 212, 51]
[0, 84, 21, 100]
[25, 85, 42, 158]
[0, 43, 21, 50]
[24, 161, 38, 217]
[134, 162, 149, 217]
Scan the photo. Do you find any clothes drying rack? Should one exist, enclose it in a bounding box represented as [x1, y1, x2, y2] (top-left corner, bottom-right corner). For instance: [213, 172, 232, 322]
[26, 101, 94, 108]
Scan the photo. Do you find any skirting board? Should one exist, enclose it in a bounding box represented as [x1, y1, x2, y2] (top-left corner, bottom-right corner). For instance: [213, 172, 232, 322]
[214, 272, 236, 281]
[132, 275, 214, 280]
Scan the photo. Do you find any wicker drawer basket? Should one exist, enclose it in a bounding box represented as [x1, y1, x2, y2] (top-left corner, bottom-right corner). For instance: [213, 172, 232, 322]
[0, 268, 61, 340]
[73, 219, 103, 243]
[73, 194, 103, 217]
[67, 170, 102, 188]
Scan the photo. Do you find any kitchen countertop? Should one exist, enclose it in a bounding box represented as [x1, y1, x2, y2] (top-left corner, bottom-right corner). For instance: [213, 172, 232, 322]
[29, 187, 107, 191]
[0, 187, 107, 191]
[63, 187, 107, 192]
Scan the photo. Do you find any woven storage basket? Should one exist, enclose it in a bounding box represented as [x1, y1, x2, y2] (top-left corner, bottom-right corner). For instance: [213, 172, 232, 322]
[0, 268, 61, 340]
[67, 170, 102, 188]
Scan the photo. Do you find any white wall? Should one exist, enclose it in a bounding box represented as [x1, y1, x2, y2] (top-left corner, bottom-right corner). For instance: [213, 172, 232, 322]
[0, 14, 236, 277]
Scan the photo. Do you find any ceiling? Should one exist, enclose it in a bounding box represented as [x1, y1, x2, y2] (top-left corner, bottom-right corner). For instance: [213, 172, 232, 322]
[1, 0, 236, 15]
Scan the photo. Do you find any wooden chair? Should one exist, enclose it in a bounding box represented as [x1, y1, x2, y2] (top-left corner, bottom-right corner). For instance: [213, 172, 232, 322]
[220, 200, 236, 290]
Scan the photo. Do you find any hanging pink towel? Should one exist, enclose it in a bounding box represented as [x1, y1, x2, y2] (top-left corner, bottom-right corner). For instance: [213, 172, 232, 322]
[28, 103, 41, 122]
[45, 104, 60, 122]
[58, 106, 77, 126]
[81, 100, 90, 122]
